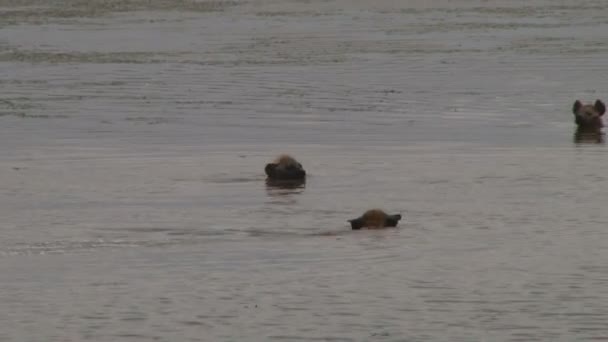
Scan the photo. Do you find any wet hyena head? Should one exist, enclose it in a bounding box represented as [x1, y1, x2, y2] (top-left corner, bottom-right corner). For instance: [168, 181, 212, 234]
[572, 99, 606, 130]
[264, 154, 306, 181]
[348, 209, 402, 230]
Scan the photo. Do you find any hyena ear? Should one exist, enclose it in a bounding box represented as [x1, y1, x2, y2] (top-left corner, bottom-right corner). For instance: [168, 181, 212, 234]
[594, 100, 606, 116]
[264, 163, 277, 177]
[573, 100, 583, 115]
[385, 214, 402, 227]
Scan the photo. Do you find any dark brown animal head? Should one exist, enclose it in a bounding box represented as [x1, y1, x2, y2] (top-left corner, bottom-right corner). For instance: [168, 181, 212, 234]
[264, 154, 306, 181]
[348, 209, 402, 230]
[572, 99, 605, 130]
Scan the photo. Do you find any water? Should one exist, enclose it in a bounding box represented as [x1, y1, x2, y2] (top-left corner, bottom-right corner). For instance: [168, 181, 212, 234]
[1, 0, 608, 341]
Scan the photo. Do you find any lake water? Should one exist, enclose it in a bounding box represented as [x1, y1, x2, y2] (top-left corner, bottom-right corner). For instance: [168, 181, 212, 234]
[1, 0, 608, 341]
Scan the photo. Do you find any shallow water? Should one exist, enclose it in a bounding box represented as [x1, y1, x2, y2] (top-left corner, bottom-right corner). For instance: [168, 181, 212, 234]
[2, 0, 608, 341]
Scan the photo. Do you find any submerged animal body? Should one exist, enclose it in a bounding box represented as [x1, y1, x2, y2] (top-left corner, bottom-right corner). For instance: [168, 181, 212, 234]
[572, 99, 606, 130]
[264, 154, 306, 181]
[348, 209, 402, 230]
[574, 127, 605, 144]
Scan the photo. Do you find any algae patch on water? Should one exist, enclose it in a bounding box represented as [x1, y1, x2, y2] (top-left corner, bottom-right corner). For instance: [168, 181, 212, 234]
[0, 98, 67, 118]
[0, 49, 183, 64]
[0, 0, 241, 20]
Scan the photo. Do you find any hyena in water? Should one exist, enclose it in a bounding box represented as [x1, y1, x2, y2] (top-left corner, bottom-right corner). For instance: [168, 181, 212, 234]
[572, 99, 606, 143]
[264, 154, 306, 181]
[348, 209, 402, 230]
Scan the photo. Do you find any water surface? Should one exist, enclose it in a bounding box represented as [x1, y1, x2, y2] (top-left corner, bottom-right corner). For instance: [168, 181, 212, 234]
[1, 0, 608, 341]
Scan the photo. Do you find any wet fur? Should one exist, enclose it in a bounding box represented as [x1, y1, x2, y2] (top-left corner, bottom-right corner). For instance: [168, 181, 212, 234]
[571, 100, 606, 144]
[572, 99, 605, 130]
[273, 154, 300, 166]
[265, 154, 306, 181]
[265, 177, 306, 189]
[573, 128, 605, 144]
[348, 209, 402, 230]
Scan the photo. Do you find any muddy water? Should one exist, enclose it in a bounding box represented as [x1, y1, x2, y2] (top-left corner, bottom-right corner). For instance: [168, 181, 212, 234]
[2, 0, 608, 341]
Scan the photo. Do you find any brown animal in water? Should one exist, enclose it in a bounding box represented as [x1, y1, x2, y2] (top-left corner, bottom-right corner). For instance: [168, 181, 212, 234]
[264, 154, 306, 181]
[572, 99, 606, 144]
[348, 209, 402, 230]
[573, 99, 605, 129]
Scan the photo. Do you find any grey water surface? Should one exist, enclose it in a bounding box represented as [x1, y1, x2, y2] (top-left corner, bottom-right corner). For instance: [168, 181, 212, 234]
[1, 0, 608, 341]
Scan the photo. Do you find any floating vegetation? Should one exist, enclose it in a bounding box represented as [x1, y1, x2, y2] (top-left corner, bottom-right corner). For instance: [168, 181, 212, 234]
[0, 47, 349, 65]
[125, 116, 176, 125]
[0, 112, 69, 118]
[0, 50, 183, 64]
[0, 0, 242, 23]
[0, 98, 66, 118]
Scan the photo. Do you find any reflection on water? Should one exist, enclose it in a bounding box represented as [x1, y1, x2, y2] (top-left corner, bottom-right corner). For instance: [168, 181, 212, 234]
[573, 127, 605, 145]
[264, 179, 306, 207]
[265, 178, 307, 191]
